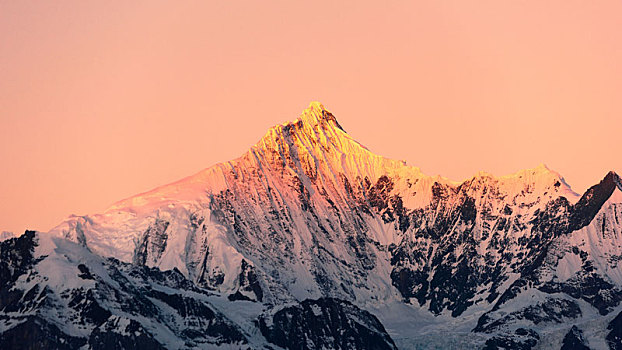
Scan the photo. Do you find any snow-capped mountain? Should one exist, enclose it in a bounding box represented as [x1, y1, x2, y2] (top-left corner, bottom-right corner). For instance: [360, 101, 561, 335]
[2, 102, 622, 349]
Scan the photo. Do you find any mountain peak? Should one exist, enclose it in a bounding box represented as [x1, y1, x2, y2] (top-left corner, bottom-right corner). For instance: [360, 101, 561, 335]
[580, 170, 621, 204]
[606, 170, 621, 184]
[607, 171, 622, 193]
[252, 101, 359, 159]
[535, 163, 550, 172]
[601, 170, 621, 187]
[298, 101, 344, 132]
[307, 101, 325, 110]
[255, 102, 346, 152]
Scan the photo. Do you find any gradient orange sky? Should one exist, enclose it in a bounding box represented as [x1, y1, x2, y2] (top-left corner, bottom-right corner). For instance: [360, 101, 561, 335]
[1, 1, 621, 234]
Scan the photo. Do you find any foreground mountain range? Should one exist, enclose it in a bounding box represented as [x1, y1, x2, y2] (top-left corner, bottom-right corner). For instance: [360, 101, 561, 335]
[1, 102, 622, 349]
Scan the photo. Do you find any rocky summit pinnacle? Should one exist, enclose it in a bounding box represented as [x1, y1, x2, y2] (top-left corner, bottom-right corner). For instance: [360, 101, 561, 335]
[3, 103, 622, 350]
[299, 101, 344, 131]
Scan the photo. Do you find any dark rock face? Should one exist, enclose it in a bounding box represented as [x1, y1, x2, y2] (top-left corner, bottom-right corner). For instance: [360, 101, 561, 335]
[569, 172, 620, 231]
[228, 290, 254, 301]
[0, 231, 41, 317]
[560, 325, 590, 350]
[475, 298, 582, 333]
[539, 273, 622, 315]
[0, 231, 36, 303]
[88, 318, 165, 350]
[238, 259, 263, 301]
[0, 316, 86, 350]
[133, 219, 170, 266]
[259, 298, 397, 350]
[483, 328, 540, 350]
[66, 288, 112, 327]
[607, 310, 622, 350]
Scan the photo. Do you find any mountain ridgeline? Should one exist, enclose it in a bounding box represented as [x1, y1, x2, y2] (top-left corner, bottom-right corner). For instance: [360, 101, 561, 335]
[2, 102, 622, 349]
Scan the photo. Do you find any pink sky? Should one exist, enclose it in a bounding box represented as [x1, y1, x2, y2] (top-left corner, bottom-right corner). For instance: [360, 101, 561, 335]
[1, 1, 621, 234]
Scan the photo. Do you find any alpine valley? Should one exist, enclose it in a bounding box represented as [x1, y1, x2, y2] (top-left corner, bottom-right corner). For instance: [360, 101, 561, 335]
[1, 102, 622, 349]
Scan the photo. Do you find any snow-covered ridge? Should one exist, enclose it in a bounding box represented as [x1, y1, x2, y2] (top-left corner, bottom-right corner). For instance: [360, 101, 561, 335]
[101, 102, 574, 214]
[102, 101, 410, 213]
